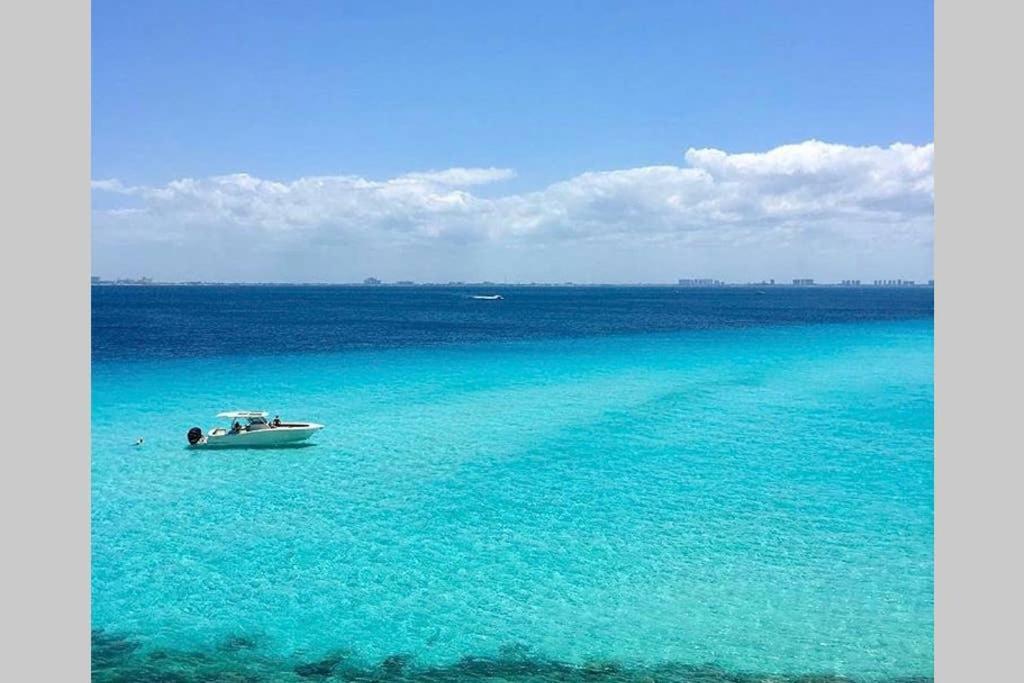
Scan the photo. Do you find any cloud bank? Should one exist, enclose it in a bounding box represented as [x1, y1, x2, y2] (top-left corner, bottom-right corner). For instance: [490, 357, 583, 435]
[92, 140, 933, 282]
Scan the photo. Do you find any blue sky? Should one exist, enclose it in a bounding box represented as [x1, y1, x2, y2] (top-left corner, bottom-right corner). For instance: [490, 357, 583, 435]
[92, 1, 933, 283]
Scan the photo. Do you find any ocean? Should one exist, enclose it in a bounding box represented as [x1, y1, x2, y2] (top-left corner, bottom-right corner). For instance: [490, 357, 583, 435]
[91, 286, 934, 682]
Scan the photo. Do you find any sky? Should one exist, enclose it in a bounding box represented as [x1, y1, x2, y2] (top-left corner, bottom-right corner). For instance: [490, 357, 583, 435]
[92, 1, 934, 283]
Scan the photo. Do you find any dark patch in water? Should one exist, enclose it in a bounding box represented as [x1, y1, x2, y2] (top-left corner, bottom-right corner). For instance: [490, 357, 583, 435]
[294, 652, 348, 679]
[91, 629, 141, 669]
[379, 654, 413, 678]
[91, 630, 933, 683]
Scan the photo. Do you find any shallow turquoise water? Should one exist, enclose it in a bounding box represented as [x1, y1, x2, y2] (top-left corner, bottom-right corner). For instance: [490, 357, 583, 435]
[92, 320, 933, 680]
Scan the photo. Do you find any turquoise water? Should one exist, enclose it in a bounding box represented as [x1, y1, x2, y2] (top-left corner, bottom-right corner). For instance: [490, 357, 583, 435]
[92, 317, 933, 681]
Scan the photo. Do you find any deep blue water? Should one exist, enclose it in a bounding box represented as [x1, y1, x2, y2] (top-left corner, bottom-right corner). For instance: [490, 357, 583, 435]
[92, 285, 933, 362]
[92, 286, 933, 683]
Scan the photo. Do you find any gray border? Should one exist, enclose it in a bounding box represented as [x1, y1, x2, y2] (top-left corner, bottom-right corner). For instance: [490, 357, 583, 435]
[1, 0, 90, 680]
[936, 0, 1023, 680]
[5, 1, 1014, 680]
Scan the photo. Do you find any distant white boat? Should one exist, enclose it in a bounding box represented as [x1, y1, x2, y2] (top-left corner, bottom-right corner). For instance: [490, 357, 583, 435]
[187, 411, 323, 448]
[471, 294, 503, 300]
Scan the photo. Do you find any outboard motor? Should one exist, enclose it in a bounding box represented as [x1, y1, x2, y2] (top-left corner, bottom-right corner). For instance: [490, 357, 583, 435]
[187, 427, 204, 445]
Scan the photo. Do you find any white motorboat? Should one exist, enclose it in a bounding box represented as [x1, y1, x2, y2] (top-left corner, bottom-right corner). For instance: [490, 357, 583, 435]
[471, 294, 503, 300]
[187, 411, 323, 449]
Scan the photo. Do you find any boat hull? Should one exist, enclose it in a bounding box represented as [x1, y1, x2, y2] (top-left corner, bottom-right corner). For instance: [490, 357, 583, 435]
[191, 423, 323, 449]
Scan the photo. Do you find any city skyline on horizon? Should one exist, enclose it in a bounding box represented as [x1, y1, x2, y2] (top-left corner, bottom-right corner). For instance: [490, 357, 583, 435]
[90, 274, 934, 287]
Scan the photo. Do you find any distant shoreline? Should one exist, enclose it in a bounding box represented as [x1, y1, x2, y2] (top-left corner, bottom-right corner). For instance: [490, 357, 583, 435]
[90, 281, 934, 289]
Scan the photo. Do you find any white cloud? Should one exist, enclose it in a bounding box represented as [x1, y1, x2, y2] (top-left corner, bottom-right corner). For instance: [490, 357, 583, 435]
[92, 140, 933, 282]
[397, 167, 517, 186]
[91, 178, 132, 193]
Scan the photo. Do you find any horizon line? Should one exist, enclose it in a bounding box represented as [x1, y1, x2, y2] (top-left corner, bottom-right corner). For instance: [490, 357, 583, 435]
[90, 278, 934, 288]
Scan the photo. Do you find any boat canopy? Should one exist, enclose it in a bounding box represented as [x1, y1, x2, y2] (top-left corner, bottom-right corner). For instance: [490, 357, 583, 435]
[216, 411, 269, 419]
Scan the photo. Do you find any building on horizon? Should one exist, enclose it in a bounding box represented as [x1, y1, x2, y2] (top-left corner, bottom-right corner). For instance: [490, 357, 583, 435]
[678, 278, 724, 287]
[363, 277, 382, 285]
[792, 278, 814, 286]
[840, 279, 862, 286]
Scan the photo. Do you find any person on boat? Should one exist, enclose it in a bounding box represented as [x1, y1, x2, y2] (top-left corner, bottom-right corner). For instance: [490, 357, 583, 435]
[272, 416, 281, 427]
[231, 421, 242, 434]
